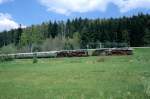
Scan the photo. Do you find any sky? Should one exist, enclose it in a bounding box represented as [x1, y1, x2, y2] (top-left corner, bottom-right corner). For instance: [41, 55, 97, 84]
[0, 0, 150, 31]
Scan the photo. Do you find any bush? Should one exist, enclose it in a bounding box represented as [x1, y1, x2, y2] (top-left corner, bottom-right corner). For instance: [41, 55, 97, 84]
[0, 55, 14, 62]
[42, 33, 80, 51]
[32, 44, 42, 52]
[33, 53, 38, 64]
[0, 44, 17, 54]
[42, 37, 66, 51]
[63, 42, 74, 50]
[0, 44, 16, 63]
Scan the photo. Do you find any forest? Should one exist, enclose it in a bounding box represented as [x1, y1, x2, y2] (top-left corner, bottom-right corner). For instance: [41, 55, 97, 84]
[0, 13, 150, 53]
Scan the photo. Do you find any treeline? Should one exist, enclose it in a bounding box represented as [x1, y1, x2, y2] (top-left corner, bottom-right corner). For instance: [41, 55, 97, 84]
[0, 13, 150, 53]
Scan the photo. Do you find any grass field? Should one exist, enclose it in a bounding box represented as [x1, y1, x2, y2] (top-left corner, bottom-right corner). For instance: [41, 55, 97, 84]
[0, 48, 150, 99]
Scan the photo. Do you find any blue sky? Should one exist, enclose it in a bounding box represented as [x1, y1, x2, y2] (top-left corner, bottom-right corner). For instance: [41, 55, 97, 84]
[0, 0, 150, 31]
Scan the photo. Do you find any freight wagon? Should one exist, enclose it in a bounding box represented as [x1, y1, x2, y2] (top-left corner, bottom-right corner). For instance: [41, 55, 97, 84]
[0, 48, 133, 59]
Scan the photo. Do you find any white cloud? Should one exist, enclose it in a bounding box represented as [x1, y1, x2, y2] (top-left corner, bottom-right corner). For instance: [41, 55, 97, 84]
[39, 0, 109, 15]
[0, 0, 26, 31]
[0, 0, 12, 4]
[39, 0, 150, 15]
[118, 0, 150, 13]
[0, 13, 26, 32]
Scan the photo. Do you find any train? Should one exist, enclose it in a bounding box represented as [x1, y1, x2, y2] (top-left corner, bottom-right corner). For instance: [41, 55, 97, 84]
[0, 48, 133, 59]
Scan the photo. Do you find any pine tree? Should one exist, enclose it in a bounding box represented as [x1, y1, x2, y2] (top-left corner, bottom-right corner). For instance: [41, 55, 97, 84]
[15, 24, 22, 45]
[143, 28, 150, 46]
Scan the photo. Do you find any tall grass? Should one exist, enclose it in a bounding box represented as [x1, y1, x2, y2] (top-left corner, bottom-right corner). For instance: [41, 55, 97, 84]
[0, 48, 149, 99]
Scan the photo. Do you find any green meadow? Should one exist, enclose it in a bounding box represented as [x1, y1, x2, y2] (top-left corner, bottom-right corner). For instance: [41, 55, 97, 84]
[0, 48, 150, 99]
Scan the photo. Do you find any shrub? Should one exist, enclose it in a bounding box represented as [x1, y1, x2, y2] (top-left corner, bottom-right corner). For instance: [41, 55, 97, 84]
[33, 53, 38, 64]
[42, 36, 66, 51]
[63, 42, 74, 50]
[0, 55, 14, 62]
[32, 44, 42, 52]
[41, 33, 80, 51]
[0, 44, 17, 54]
